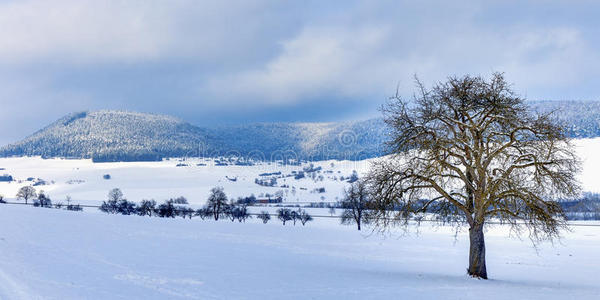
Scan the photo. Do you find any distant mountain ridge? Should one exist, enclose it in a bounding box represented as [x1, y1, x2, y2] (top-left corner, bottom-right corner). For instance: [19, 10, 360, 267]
[1, 101, 599, 162]
[528, 100, 600, 138]
[0, 110, 386, 161]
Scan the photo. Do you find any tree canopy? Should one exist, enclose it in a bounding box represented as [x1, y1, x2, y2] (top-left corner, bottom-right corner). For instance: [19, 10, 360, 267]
[367, 73, 581, 279]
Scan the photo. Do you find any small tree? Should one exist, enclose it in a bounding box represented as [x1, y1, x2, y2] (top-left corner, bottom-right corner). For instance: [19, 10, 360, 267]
[234, 205, 251, 222]
[108, 188, 124, 202]
[17, 186, 36, 204]
[100, 188, 126, 214]
[299, 209, 313, 226]
[117, 199, 137, 215]
[195, 207, 211, 220]
[290, 210, 300, 226]
[368, 73, 580, 279]
[34, 190, 52, 208]
[226, 200, 238, 222]
[257, 211, 271, 224]
[340, 180, 370, 231]
[99, 201, 117, 213]
[0, 194, 5, 203]
[156, 199, 177, 218]
[137, 199, 157, 217]
[179, 207, 195, 219]
[277, 208, 292, 225]
[206, 186, 228, 220]
[172, 196, 188, 204]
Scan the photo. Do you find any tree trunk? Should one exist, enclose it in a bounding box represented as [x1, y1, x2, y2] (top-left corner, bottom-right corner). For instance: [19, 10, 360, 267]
[468, 222, 487, 279]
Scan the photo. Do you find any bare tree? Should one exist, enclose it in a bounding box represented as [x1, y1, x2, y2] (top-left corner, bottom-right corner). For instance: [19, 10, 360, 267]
[206, 186, 228, 221]
[156, 199, 176, 218]
[299, 209, 313, 226]
[17, 186, 36, 204]
[290, 210, 299, 225]
[340, 180, 370, 231]
[257, 211, 271, 224]
[367, 73, 580, 279]
[226, 200, 238, 222]
[34, 190, 52, 208]
[137, 199, 157, 217]
[172, 196, 188, 204]
[195, 207, 211, 220]
[108, 188, 124, 202]
[179, 207, 195, 219]
[277, 208, 292, 225]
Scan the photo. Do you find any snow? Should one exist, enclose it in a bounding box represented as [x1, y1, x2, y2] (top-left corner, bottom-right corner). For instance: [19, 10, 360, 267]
[0, 205, 598, 299]
[1, 137, 600, 206]
[0, 156, 370, 205]
[0, 138, 599, 298]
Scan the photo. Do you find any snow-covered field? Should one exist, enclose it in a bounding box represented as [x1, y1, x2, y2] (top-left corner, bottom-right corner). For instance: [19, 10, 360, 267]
[2, 138, 600, 206]
[0, 156, 370, 206]
[0, 138, 599, 298]
[0, 205, 598, 299]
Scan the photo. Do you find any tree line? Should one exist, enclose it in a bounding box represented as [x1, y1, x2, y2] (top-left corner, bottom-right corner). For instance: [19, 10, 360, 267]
[97, 187, 315, 226]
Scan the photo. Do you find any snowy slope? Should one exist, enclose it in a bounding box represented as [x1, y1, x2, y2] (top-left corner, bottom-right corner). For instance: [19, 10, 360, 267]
[0, 205, 598, 299]
[0, 110, 386, 161]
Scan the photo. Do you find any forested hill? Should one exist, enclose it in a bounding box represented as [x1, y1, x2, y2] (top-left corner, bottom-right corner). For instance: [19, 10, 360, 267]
[0, 110, 386, 162]
[528, 101, 600, 138]
[1, 101, 598, 162]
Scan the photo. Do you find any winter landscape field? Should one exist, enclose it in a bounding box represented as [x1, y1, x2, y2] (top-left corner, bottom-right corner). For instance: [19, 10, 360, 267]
[3, 1, 600, 299]
[0, 204, 598, 299]
[0, 138, 599, 299]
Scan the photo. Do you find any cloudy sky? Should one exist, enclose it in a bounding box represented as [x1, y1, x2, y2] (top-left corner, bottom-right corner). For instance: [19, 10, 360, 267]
[1, 0, 599, 145]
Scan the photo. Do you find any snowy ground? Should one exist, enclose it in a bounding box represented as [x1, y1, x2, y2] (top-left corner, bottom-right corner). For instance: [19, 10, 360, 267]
[1, 137, 600, 207]
[0, 156, 370, 206]
[0, 205, 598, 299]
[0, 138, 599, 299]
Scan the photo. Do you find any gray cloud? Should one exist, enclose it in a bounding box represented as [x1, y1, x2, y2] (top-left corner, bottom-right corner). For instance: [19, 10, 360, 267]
[0, 0, 599, 145]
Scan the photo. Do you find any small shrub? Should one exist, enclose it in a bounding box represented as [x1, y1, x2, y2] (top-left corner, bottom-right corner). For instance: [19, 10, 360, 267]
[66, 204, 83, 211]
[99, 200, 118, 214]
[257, 211, 271, 224]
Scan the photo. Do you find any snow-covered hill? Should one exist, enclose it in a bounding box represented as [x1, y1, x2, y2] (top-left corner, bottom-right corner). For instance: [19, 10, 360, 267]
[0, 111, 212, 162]
[529, 100, 600, 138]
[0, 111, 386, 162]
[0, 205, 598, 299]
[2, 101, 600, 162]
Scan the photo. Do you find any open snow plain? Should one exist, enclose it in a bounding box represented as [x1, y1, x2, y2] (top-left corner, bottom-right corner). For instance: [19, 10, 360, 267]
[0, 205, 598, 299]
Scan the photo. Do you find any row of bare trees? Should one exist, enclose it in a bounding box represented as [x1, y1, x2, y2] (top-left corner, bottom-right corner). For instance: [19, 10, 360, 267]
[98, 187, 314, 226]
